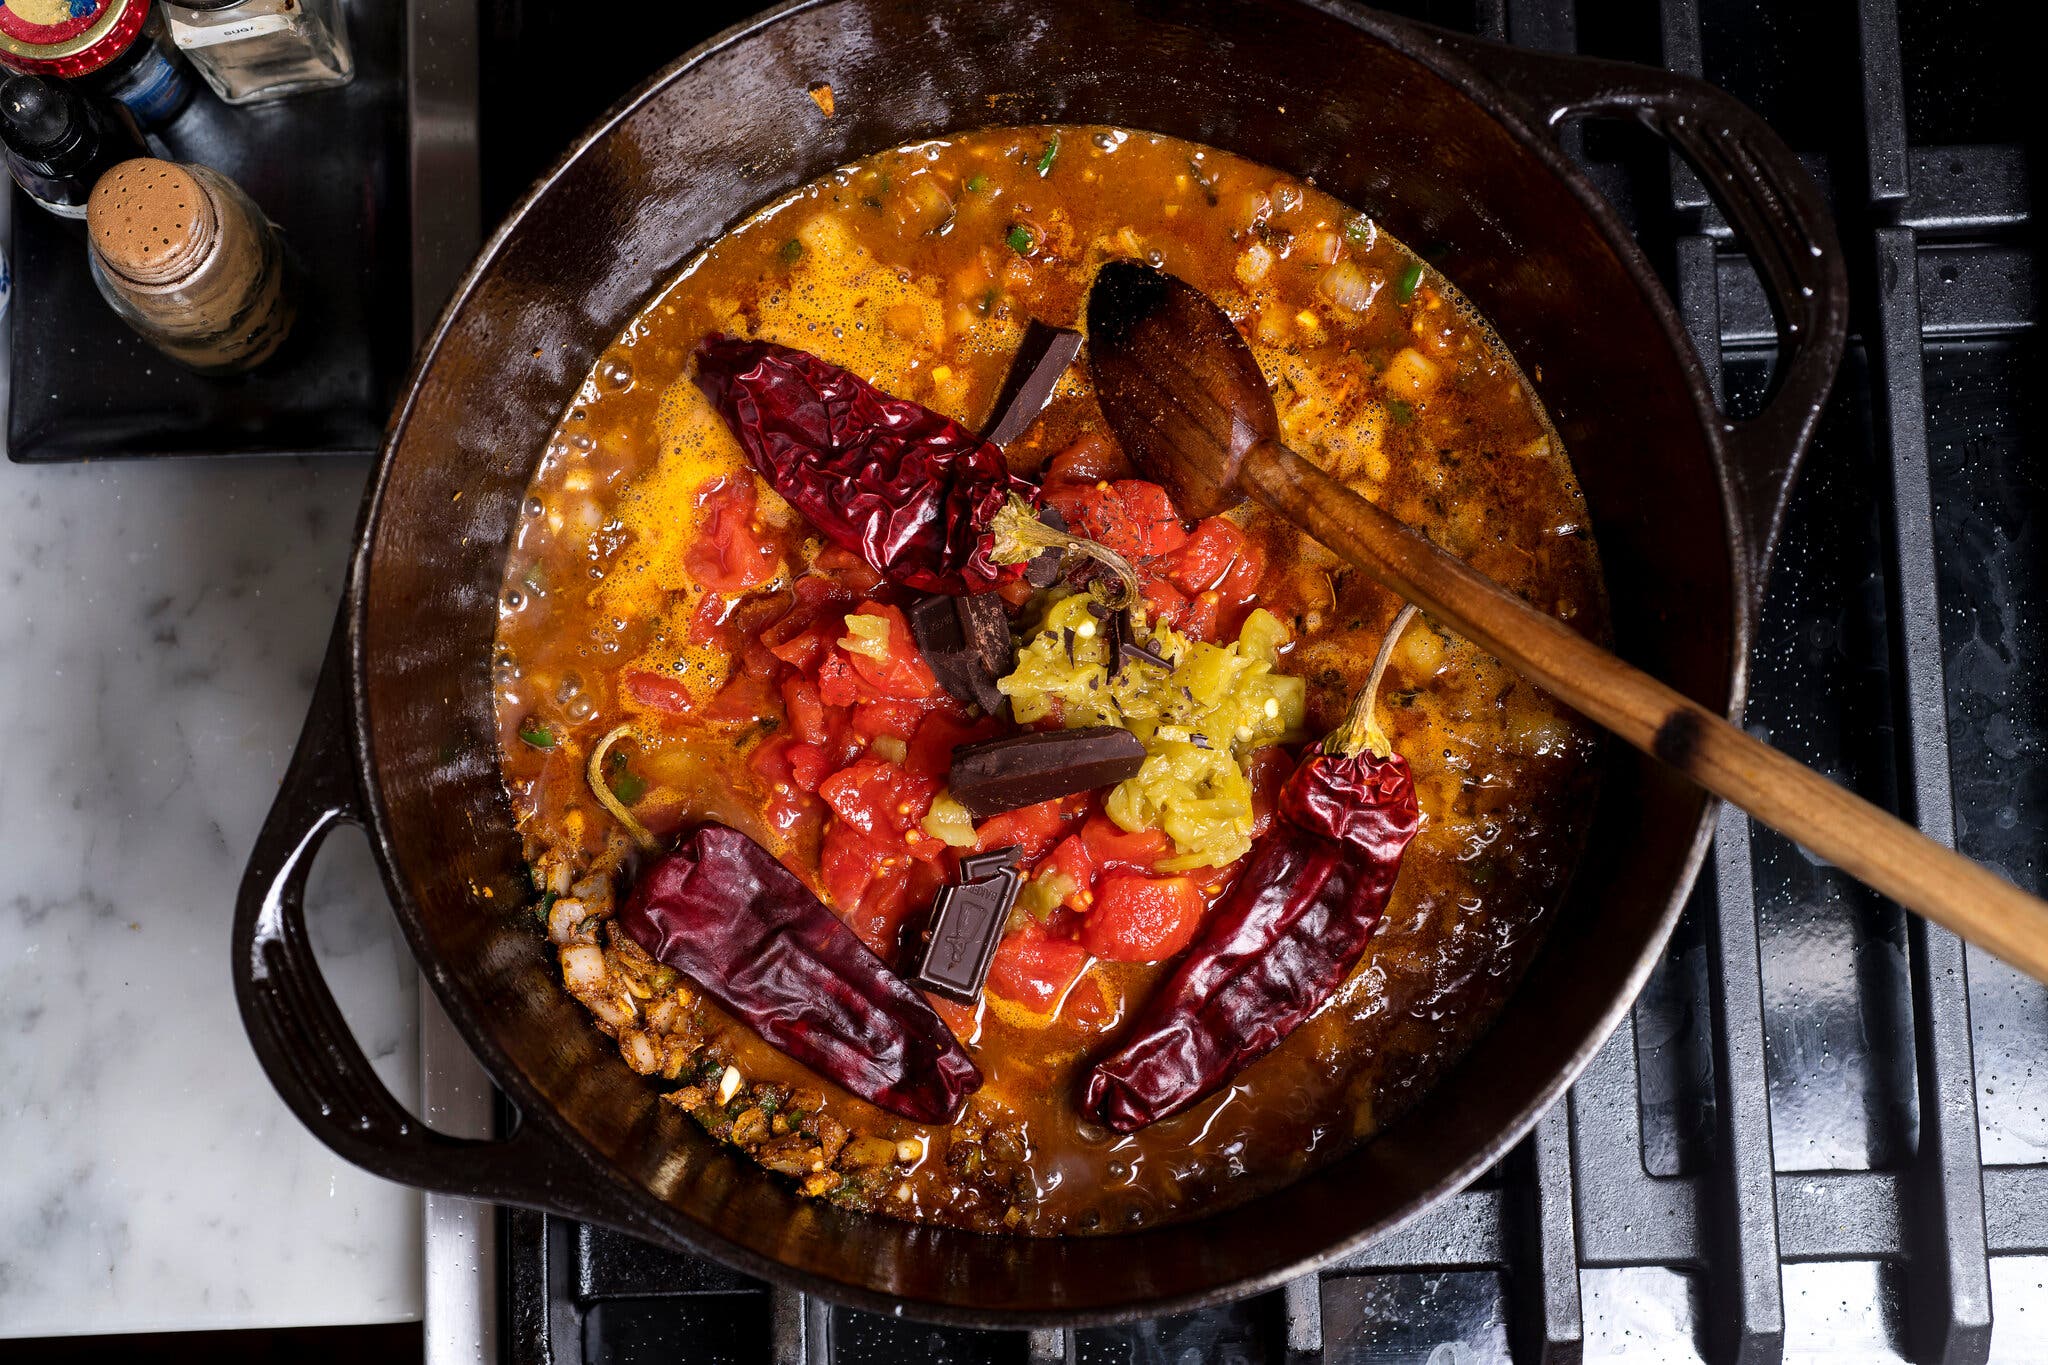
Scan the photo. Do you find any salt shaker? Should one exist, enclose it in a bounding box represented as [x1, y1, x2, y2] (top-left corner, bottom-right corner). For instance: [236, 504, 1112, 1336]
[86, 156, 296, 373]
[161, 0, 352, 104]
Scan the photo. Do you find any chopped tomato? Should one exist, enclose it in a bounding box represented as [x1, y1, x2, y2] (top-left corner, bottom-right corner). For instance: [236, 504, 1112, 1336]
[702, 670, 782, 724]
[905, 711, 1005, 779]
[683, 476, 780, 592]
[1215, 534, 1265, 604]
[1043, 431, 1133, 486]
[997, 576, 1037, 608]
[1079, 814, 1171, 872]
[818, 757, 939, 845]
[816, 649, 863, 707]
[1043, 833, 1097, 912]
[782, 676, 831, 746]
[748, 737, 820, 836]
[1109, 480, 1189, 556]
[841, 603, 938, 700]
[762, 576, 852, 670]
[927, 994, 982, 1047]
[1042, 482, 1142, 559]
[852, 699, 927, 741]
[1180, 589, 1224, 642]
[986, 921, 1090, 1013]
[814, 544, 885, 595]
[821, 823, 914, 957]
[974, 795, 1085, 862]
[785, 741, 831, 794]
[1141, 574, 1188, 628]
[1082, 874, 1206, 962]
[621, 668, 694, 716]
[1165, 516, 1250, 596]
[1246, 746, 1294, 837]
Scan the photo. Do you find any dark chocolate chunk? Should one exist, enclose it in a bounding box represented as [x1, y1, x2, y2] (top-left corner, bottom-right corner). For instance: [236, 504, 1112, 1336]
[910, 592, 1014, 719]
[948, 725, 1147, 820]
[980, 321, 1085, 450]
[908, 594, 978, 706]
[910, 845, 1023, 1004]
[1025, 505, 1067, 588]
[1121, 639, 1171, 671]
[956, 592, 1016, 716]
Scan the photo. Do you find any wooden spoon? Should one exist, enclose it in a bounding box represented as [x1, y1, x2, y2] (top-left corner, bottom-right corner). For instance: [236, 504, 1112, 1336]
[1086, 260, 2048, 986]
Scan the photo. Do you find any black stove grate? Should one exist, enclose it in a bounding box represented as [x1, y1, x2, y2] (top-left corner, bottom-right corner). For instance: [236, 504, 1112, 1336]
[496, 1, 2046, 1360]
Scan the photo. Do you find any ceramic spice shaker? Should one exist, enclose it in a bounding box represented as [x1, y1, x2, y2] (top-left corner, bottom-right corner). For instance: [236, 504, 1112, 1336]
[1, 70, 149, 217]
[86, 156, 296, 373]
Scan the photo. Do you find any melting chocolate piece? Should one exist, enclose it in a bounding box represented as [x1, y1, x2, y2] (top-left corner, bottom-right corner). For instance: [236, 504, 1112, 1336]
[1025, 505, 1067, 589]
[910, 593, 1014, 719]
[910, 845, 1024, 1004]
[980, 321, 1085, 449]
[1121, 639, 1171, 671]
[948, 726, 1147, 820]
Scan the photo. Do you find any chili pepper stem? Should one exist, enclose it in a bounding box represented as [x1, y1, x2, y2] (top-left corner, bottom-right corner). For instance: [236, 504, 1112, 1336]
[1328, 603, 1421, 760]
[988, 493, 1144, 611]
[588, 724, 660, 851]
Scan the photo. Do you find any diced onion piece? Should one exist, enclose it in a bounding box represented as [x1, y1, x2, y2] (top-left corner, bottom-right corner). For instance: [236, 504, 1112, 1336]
[840, 611, 893, 661]
[1383, 346, 1442, 395]
[1318, 259, 1383, 313]
[1236, 241, 1274, 287]
[921, 790, 979, 847]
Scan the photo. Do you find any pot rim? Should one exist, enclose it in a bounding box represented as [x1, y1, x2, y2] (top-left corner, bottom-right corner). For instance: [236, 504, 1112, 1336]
[346, 0, 1751, 1324]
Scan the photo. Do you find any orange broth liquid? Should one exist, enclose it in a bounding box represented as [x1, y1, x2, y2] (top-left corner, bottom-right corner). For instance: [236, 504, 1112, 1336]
[493, 126, 1606, 1234]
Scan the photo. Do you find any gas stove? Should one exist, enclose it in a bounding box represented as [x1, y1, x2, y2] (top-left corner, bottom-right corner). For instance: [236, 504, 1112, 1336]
[422, 2, 2047, 1361]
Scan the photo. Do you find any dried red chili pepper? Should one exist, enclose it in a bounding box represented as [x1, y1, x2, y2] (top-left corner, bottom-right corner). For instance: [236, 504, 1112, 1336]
[1083, 608, 1424, 1132]
[618, 823, 982, 1123]
[694, 336, 1035, 595]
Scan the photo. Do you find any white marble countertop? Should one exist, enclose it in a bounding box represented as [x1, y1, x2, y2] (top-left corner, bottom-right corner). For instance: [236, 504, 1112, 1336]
[0, 426, 425, 1335]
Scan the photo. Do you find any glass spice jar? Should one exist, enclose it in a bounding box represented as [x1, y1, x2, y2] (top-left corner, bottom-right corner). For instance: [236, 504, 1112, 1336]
[0, 0, 195, 129]
[161, 0, 351, 105]
[86, 156, 297, 373]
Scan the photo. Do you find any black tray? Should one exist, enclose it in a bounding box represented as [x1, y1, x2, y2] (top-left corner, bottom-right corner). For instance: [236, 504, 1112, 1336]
[4, 0, 411, 463]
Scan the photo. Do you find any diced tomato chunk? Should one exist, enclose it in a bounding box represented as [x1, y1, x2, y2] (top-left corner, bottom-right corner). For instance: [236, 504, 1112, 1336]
[1179, 590, 1224, 643]
[1043, 833, 1098, 912]
[841, 603, 938, 700]
[1079, 814, 1170, 872]
[816, 650, 863, 707]
[702, 670, 781, 724]
[1082, 874, 1207, 962]
[1165, 516, 1249, 596]
[1043, 431, 1133, 487]
[814, 544, 885, 595]
[1109, 480, 1189, 557]
[986, 921, 1090, 1013]
[684, 476, 780, 592]
[1140, 574, 1188, 628]
[818, 757, 939, 846]
[852, 699, 926, 741]
[905, 710, 1005, 780]
[621, 668, 694, 716]
[747, 737, 820, 836]
[781, 676, 831, 746]
[821, 823, 914, 958]
[785, 741, 831, 794]
[974, 795, 1085, 862]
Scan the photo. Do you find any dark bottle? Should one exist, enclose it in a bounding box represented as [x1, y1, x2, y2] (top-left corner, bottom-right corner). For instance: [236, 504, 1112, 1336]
[0, 0, 195, 130]
[2, 72, 149, 219]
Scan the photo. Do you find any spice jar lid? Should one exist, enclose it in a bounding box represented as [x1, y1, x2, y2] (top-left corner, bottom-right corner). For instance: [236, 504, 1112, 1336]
[89, 157, 218, 286]
[0, 0, 148, 77]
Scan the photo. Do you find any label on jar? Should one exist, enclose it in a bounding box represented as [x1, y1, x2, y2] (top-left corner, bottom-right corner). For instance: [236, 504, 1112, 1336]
[171, 5, 297, 49]
[27, 191, 91, 220]
[109, 39, 194, 125]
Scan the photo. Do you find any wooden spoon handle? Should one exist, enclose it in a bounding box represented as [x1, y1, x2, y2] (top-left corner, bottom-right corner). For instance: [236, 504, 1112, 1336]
[1241, 438, 2048, 985]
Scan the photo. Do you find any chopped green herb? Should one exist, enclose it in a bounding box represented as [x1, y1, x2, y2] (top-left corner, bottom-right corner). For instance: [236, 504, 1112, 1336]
[979, 286, 1000, 315]
[609, 769, 647, 805]
[518, 720, 556, 749]
[1387, 399, 1415, 425]
[534, 890, 559, 925]
[1006, 223, 1035, 255]
[1344, 216, 1375, 247]
[877, 173, 893, 194]
[861, 195, 883, 209]
[1394, 261, 1424, 302]
[779, 238, 804, 265]
[520, 563, 546, 596]
[1034, 133, 1061, 176]
[964, 173, 987, 193]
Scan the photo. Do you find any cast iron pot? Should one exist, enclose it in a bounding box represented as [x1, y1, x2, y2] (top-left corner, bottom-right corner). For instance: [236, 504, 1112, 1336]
[236, 0, 1846, 1325]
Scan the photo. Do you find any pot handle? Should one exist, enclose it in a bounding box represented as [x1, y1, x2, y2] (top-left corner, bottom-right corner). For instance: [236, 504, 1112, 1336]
[234, 620, 629, 1221]
[1433, 32, 1850, 591]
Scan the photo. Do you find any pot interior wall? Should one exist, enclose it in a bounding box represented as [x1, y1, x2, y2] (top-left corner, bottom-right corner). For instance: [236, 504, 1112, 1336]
[361, 0, 1729, 1317]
